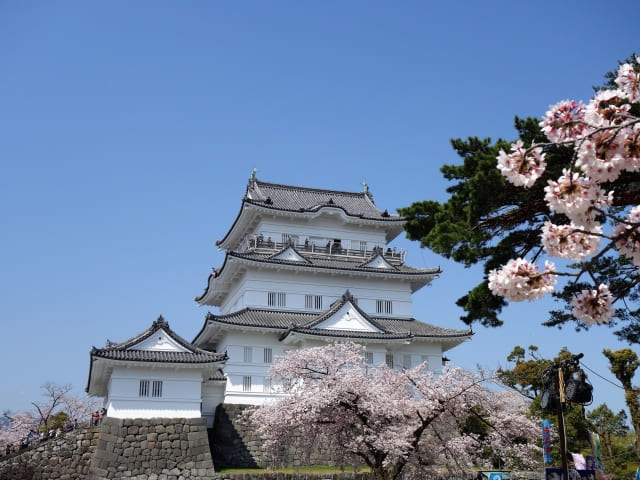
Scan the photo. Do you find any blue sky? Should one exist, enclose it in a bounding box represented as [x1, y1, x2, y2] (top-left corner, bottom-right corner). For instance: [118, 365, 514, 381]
[1, 2, 637, 421]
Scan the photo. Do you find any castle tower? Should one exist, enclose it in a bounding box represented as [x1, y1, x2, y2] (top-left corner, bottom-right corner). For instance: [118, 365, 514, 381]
[193, 176, 471, 423]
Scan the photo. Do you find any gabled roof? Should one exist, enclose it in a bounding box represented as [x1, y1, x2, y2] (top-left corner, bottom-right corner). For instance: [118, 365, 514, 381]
[216, 178, 405, 249]
[269, 245, 311, 263]
[87, 316, 227, 396]
[192, 291, 471, 351]
[359, 252, 398, 270]
[195, 250, 440, 306]
[91, 315, 227, 364]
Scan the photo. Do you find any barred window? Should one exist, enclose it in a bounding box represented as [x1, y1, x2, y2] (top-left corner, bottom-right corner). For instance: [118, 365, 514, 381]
[263, 377, 272, 393]
[376, 299, 392, 314]
[385, 353, 394, 368]
[139, 380, 150, 397]
[264, 347, 273, 364]
[364, 351, 374, 364]
[244, 347, 253, 363]
[243, 376, 252, 392]
[140, 379, 162, 397]
[152, 380, 163, 397]
[305, 294, 322, 310]
[268, 291, 286, 307]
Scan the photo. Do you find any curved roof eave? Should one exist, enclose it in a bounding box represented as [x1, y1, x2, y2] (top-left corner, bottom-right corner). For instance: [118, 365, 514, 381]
[195, 252, 440, 307]
[227, 253, 439, 281]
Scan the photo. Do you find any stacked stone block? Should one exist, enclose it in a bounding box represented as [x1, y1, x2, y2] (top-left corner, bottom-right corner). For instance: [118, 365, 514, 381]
[211, 405, 357, 470]
[86, 417, 216, 479]
[0, 426, 99, 479]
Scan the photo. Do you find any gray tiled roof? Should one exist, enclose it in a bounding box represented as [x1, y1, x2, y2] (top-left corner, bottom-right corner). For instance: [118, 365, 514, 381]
[245, 180, 403, 221]
[92, 349, 226, 363]
[230, 250, 440, 276]
[91, 316, 227, 364]
[204, 294, 470, 341]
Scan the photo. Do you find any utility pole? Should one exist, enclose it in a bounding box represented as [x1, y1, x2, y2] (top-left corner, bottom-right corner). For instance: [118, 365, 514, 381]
[555, 365, 569, 480]
[543, 352, 586, 480]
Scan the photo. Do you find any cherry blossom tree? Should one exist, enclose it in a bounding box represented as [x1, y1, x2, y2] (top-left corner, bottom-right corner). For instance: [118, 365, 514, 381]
[248, 342, 540, 480]
[487, 57, 640, 327]
[0, 383, 97, 454]
[0, 410, 38, 454]
[399, 55, 639, 343]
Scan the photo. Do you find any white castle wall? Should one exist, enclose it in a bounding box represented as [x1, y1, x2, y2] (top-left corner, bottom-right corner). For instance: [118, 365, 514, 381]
[221, 269, 415, 318]
[214, 330, 444, 405]
[106, 366, 205, 419]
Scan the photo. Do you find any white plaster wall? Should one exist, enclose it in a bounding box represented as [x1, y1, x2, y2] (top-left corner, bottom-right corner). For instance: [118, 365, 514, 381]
[216, 331, 445, 405]
[106, 366, 205, 419]
[220, 269, 414, 317]
[201, 381, 226, 428]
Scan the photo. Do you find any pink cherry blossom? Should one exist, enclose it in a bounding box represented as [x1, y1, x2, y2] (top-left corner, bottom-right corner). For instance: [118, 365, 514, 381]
[572, 284, 615, 326]
[492, 59, 640, 330]
[249, 342, 541, 479]
[584, 89, 631, 127]
[488, 258, 556, 301]
[544, 169, 611, 224]
[496, 139, 546, 188]
[540, 100, 587, 142]
[615, 60, 640, 103]
[575, 129, 625, 183]
[540, 221, 601, 260]
[620, 123, 640, 172]
[612, 205, 640, 267]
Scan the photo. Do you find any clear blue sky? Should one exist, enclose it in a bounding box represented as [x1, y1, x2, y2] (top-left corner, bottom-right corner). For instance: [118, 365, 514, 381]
[1, 2, 637, 420]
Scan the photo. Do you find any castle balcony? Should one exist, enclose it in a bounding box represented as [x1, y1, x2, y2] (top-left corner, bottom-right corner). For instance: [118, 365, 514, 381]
[238, 234, 407, 264]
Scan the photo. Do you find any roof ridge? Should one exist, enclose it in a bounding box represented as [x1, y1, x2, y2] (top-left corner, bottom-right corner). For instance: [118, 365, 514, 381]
[255, 179, 369, 198]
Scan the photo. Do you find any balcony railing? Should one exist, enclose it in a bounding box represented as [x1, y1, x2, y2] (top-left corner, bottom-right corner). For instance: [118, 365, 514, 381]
[238, 234, 406, 264]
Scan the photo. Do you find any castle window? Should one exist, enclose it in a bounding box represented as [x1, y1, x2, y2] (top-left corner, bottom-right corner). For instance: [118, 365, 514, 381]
[376, 300, 393, 314]
[140, 379, 162, 397]
[385, 353, 394, 368]
[403, 355, 412, 369]
[243, 376, 252, 392]
[268, 291, 286, 307]
[152, 380, 163, 397]
[263, 378, 272, 393]
[364, 351, 374, 364]
[244, 347, 253, 363]
[264, 347, 273, 364]
[305, 294, 322, 310]
[139, 380, 149, 397]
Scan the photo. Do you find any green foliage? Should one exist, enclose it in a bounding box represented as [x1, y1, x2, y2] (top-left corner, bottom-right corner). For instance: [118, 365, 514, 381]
[602, 348, 640, 460]
[498, 345, 551, 399]
[47, 412, 68, 431]
[601, 432, 637, 479]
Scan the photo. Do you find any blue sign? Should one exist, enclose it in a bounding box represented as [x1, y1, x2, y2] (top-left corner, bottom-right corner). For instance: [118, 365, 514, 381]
[489, 473, 503, 480]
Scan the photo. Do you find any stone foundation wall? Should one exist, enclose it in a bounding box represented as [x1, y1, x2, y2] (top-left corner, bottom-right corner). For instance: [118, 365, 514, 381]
[86, 416, 216, 480]
[0, 426, 99, 479]
[0, 406, 364, 478]
[210, 404, 357, 470]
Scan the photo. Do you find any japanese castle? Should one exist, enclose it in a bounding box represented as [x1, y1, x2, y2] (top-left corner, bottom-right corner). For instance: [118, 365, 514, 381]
[87, 175, 471, 425]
